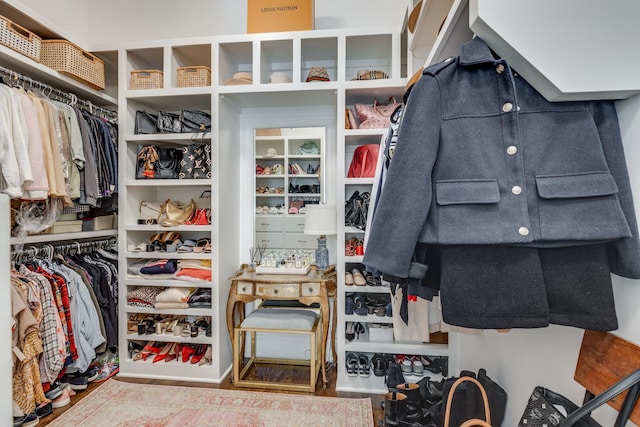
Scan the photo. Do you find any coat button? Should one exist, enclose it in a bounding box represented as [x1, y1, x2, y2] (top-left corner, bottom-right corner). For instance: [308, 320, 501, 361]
[518, 227, 530, 236]
[496, 64, 505, 74]
[506, 145, 518, 155]
[512, 186, 522, 195]
[502, 102, 513, 112]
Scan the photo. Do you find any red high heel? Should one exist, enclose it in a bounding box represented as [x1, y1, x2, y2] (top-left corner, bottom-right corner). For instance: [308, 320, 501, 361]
[190, 344, 207, 365]
[181, 344, 197, 363]
[140, 341, 161, 361]
[153, 342, 176, 363]
[166, 343, 182, 363]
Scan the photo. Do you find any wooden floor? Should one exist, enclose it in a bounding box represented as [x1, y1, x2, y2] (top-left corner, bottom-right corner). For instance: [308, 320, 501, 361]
[38, 365, 385, 426]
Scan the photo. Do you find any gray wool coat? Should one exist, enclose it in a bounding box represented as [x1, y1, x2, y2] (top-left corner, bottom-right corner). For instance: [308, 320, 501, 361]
[363, 37, 640, 280]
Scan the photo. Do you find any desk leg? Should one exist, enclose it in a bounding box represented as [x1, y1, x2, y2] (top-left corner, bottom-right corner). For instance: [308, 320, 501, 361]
[320, 292, 329, 389]
[331, 294, 337, 364]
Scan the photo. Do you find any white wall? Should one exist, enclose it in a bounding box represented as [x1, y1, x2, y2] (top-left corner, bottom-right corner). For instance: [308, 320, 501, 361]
[4, 0, 89, 48]
[83, 0, 406, 46]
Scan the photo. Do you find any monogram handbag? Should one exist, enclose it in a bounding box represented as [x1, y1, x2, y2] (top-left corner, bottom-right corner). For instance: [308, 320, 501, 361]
[179, 144, 212, 179]
[158, 199, 196, 227]
[157, 111, 182, 133]
[354, 97, 401, 129]
[519, 368, 640, 427]
[135, 110, 158, 134]
[180, 110, 211, 133]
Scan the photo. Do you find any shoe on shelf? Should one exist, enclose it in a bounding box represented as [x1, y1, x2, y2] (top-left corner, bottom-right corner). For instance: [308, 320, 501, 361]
[421, 356, 448, 376]
[345, 272, 354, 286]
[44, 383, 63, 400]
[352, 269, 367, 286]
[190, 344, 208, 364]
[198, 345, 212, 366]
[60, 374, 88, 391]
[51, 386, 73, 408]
[35, 402, 52, 418]
[358, 353, 371, 377]
[346, 353, 359, 377]
[345, 322, 356, 342]
[371, 353, 386, 377]
[13, 411, 38, 427]
[181, 344, 197, 362]
[153, 342, 177, 363]
[140, 341, 162, 361]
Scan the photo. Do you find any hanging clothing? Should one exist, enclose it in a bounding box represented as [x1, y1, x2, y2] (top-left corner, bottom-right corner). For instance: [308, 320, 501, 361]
[364, 36, 640, 330]
[364, 36, 640, 281]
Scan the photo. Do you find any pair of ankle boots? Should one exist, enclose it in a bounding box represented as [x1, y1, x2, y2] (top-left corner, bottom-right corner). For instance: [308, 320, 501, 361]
[380, 380, 446, 427]
[380, 383, 426, 427]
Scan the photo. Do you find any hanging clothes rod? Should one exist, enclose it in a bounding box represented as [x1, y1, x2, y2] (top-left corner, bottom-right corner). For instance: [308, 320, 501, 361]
[0, 64, 117, 120]
[10, 236, 117, 259]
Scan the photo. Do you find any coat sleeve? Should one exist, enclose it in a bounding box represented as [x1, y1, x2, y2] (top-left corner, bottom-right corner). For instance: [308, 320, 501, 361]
[363, 73, 441, 278]
[591, 100, 640, 278]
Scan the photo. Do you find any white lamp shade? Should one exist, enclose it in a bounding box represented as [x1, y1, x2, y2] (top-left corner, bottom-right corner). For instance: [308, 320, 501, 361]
[303, 204, 337, 236]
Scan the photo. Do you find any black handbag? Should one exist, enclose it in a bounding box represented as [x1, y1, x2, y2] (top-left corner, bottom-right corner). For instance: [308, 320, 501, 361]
[179, 143, 211, 179]
[136, 145, 180, 179]
[134, 110, 158, 134]
[157, 111, 182, 133]
[180, 110, 211, 133]
[345, 191, 370, 230]
[519, 368, 640, 427]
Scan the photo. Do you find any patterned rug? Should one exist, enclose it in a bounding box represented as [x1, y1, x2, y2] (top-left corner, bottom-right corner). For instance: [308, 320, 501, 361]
[48, 379, 373, 427]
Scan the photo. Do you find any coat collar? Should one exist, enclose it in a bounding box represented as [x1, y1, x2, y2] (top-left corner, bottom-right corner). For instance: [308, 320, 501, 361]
[459, 37, 499, 66]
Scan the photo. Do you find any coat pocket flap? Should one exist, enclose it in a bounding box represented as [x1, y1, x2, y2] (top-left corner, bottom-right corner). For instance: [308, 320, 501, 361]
[536, 172, 618, 199]
[436, 179, 500, 205]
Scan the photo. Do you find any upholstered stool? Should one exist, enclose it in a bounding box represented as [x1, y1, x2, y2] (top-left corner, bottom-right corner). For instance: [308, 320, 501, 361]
[233, 307, 322, 392]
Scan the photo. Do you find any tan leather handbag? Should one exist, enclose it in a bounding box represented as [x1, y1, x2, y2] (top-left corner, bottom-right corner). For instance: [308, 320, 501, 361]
[158, 199, 196, 227]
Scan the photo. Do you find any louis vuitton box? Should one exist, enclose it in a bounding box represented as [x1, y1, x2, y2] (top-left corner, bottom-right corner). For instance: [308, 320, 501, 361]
[247, 0, 314, 33]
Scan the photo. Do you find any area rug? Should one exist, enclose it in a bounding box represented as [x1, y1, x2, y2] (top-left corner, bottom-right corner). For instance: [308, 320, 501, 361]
[47, 379, 374, 427]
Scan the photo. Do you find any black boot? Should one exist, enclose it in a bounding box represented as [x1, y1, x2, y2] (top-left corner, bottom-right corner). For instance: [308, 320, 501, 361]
[379, 391, 407, 427]
[397, 383, 422, 423]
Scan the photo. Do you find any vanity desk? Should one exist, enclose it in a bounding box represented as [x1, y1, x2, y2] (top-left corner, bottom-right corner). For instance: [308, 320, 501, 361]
[226, 264, 337, 388]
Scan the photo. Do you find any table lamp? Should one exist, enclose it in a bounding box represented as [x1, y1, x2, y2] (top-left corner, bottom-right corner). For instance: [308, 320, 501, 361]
[303, 204, 337, 271]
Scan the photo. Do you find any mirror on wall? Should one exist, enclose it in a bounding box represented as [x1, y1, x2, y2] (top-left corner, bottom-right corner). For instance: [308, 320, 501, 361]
[253, 127, 326, 253]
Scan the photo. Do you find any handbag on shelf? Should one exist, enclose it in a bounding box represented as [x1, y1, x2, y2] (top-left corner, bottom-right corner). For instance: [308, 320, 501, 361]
[345, 191, 370, 230]
[134, 110, 158, 134]
[180, 110, 211, 133]
[297, 141, 319, 155]
[158, 199, 197, 227]
[179, 143, 212, 179]
[138, 201, 162, 225]
[347, 144, 379, 178]
[354, 97, 401, 129]
[137, 145, 181, 179]
[157, 111, 182, 133]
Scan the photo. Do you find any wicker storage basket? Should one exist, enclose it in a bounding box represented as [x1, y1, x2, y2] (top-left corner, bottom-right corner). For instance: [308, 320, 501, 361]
[130, 70, 163, 90]
[40, 40, 105, 90]
[177, 66, 211, 88]
[0, 15, 42, 62]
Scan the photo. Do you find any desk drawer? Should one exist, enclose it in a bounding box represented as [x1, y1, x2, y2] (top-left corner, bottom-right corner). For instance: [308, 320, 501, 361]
[256, 232, 285, 248]
[284, 233, 316, 249]
[255, 216, 284, 232]
[285, 216, 306, 232]
[237, 281, 254, 295]
[256, 283, 299, 298]
[301, 282, 321, 297]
